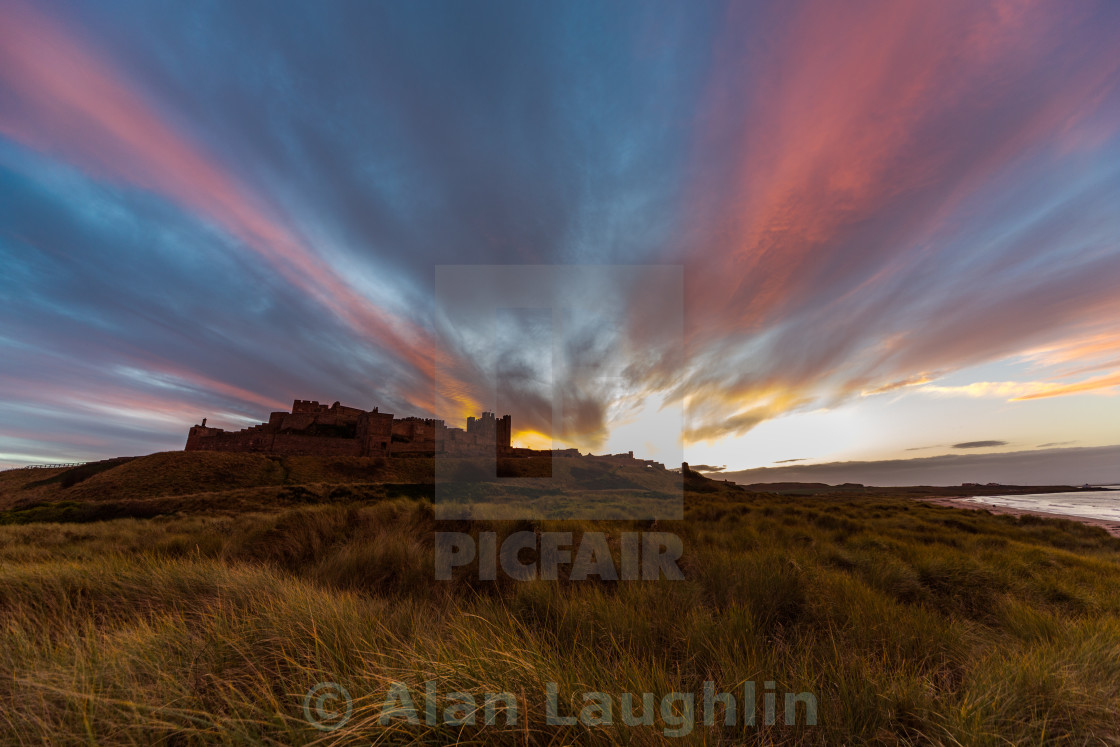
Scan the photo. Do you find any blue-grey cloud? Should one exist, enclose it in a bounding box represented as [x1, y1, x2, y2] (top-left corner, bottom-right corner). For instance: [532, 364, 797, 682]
[954, 441, 1008, 450]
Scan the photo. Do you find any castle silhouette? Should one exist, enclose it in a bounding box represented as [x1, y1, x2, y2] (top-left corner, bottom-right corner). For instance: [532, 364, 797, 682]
[186, 399, 512, 458]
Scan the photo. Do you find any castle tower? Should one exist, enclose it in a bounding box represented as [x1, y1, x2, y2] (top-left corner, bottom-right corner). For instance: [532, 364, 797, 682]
[496, 414, 512, 453]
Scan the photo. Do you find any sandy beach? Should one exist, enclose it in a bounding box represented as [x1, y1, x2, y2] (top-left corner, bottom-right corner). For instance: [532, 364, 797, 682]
[921, 496, 1120, 538]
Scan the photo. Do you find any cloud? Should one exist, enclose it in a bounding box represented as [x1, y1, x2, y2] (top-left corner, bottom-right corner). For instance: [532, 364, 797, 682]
[1012, 372, 1120, 401]
[917, 381, 1049, 398]
[0, 0, 444, 410]
[953, 440, 1008, 449]
[662, 0, 1120, 441]
[689, 464, 725, 473]
[914, 375, 1120, 402]
[774, 458, 807, 464]
[862, 374, 937, 396]
[0, 0, 710, 462]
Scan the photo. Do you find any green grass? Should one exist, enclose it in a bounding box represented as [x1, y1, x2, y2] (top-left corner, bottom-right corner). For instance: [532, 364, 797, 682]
[1, 461, 1120, 744]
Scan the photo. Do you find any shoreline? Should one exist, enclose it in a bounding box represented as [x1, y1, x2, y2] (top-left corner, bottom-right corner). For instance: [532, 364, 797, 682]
[921, 496, 1120, 538]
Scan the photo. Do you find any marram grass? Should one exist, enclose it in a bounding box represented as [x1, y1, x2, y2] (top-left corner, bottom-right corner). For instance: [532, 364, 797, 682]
[1, 484, 1120, 744]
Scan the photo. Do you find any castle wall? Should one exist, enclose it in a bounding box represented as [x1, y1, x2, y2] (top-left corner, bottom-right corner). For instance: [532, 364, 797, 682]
[185, 425, 368, 456]
[279, 413, 318, 432]
[186, 426, 274, 453]
[269, 432, 363, 457]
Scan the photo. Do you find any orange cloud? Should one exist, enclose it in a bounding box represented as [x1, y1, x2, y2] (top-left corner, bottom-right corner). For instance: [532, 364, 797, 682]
[1012, 372, 1120, 401]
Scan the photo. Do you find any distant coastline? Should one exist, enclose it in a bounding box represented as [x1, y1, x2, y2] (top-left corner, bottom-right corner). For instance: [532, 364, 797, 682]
[717, 445, 1120, 488]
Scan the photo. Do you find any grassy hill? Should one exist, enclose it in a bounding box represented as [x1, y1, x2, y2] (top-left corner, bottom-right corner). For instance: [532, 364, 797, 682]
[2, 453, 1120, 743]
[0, 451, 683, 522]
[0, 452, 427, 507]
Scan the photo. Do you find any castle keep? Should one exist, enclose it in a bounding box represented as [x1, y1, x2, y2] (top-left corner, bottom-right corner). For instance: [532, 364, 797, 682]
[185, 399, 512, 458]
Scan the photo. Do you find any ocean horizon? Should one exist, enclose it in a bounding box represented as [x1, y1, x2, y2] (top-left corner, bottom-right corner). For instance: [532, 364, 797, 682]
[963, 487, 1120, 523]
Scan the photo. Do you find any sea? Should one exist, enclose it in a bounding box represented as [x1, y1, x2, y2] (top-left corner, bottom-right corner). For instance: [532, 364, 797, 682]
[961, 487, 1120, 523]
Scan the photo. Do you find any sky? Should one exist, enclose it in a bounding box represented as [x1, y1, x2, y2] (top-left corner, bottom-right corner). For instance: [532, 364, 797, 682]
[1, 0, 1119, 478]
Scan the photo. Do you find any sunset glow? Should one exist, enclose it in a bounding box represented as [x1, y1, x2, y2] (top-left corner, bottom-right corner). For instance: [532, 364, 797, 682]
[1, 0, 1118, 476]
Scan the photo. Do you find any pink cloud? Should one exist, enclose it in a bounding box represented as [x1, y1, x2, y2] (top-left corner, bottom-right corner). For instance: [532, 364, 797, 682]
[662, 0, 1120, 440]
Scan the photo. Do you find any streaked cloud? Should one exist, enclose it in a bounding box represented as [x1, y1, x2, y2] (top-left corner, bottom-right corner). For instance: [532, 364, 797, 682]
[666, 0, 1120, 443]
[1013, 372, 1120, 401]
[0, 0, 439, 408]
[689, 464, 726, 473]
[0, 0, 1117, 468]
